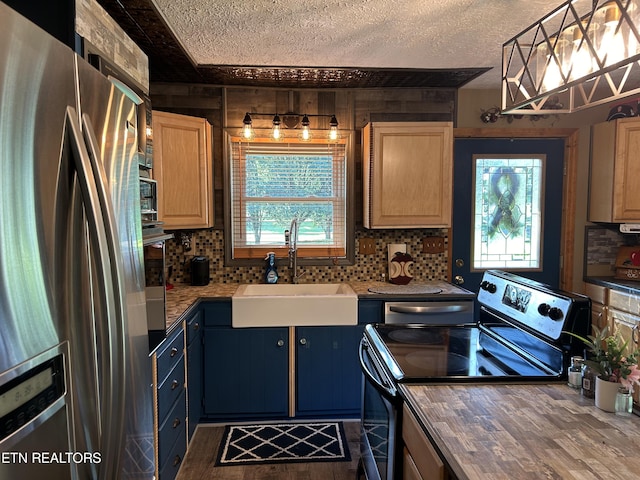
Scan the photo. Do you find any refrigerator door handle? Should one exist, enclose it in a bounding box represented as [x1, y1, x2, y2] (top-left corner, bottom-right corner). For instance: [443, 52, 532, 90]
[65, 106, 127, 480]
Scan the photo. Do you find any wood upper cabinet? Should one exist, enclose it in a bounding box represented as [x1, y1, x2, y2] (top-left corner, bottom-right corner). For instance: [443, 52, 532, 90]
[363, 122, 453, 228]
[153, 110, 213, 229]
[589, 117, 640, 222]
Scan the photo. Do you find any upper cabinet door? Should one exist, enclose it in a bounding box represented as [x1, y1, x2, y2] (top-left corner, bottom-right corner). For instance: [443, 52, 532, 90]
[363, 122, 453, 228]
[614, 119, 640, 221]
[589, 117, 640, 223]
[153, 110, 213, 229]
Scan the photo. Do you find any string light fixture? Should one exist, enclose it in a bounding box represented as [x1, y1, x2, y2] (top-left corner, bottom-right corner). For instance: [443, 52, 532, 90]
[502, 0, 640, 114]
[241, 112, 340, 141]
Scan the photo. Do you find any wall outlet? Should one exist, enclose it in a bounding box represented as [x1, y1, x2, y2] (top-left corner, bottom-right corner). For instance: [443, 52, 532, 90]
[422, 236, 445, 254]
[359, 237, 376, 255]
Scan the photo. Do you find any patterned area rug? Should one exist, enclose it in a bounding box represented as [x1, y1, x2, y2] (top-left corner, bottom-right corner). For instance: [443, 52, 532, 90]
[215, 422, 351, 466]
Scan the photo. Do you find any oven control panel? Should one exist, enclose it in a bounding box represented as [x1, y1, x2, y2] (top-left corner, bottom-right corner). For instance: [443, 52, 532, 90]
[478, 271, 573, 340]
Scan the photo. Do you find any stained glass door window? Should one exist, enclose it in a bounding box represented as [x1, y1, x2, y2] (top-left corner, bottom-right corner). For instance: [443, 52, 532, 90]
[472, 155, 545, 270]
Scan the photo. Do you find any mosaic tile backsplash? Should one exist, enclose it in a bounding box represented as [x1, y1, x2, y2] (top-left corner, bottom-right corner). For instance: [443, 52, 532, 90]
[165, 228, 449, 284]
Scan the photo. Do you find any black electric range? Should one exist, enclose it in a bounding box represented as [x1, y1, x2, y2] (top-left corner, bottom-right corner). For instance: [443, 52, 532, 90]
[363, 270, 591, 383]
[358, 270, 592, 480]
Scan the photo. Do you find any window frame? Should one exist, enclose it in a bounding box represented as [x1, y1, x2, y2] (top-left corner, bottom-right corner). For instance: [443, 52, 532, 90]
[223, 131, 355, 267]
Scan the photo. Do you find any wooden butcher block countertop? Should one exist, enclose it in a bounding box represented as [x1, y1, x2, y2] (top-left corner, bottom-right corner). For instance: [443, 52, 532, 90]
[401, 383, 640, 480]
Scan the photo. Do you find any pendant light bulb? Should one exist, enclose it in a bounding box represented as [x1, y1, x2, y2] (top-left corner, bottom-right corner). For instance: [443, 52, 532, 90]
[271, 114, 283, 140]
[328, 115, 339, 141]
[300, 115, 311, 141]
[242, 113, 254, 140]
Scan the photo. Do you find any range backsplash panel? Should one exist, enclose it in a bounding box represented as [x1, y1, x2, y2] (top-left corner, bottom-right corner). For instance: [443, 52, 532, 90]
[164, 228, 449, 285]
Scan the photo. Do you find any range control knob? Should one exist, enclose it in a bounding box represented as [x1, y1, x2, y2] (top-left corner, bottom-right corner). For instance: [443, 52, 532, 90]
[480, 281, 497, 293]
[548, 307, 564, 321]
[538, 303, 551, 316]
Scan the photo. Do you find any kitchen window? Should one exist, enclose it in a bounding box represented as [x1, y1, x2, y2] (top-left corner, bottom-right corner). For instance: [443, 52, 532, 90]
[227, 136, 350, 261]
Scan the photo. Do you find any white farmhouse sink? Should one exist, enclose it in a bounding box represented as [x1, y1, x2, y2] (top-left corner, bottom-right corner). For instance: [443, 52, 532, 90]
[232, 283, 358, 327]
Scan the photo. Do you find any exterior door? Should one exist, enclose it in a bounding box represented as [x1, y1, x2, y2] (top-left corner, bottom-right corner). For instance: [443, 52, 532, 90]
[452, 138, 565, 293]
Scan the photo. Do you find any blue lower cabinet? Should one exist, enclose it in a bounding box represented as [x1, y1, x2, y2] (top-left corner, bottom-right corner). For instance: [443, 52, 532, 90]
[295, 325, 365, 417]
[153, 325, 186, 479]
[203, 327, 288, 419]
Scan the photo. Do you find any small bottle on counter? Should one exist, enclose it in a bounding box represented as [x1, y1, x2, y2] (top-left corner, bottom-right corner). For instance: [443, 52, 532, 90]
[581, 361, 595, 398]
[615, 387, 633, 416]
[567, 356, 583, 389]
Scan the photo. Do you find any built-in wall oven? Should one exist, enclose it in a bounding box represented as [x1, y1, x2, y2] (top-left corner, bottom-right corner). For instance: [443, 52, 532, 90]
[358, 270, 591, 480]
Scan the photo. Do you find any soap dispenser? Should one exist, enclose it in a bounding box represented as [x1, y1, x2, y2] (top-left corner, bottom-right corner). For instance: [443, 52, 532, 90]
[264, 252, 278, 284]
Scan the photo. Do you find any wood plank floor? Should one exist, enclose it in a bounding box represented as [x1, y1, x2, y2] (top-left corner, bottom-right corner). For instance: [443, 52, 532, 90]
[176, 421, 362, 480]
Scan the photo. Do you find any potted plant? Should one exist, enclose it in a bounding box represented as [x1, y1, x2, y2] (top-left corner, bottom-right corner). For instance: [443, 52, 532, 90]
[564, 326, 640, 412]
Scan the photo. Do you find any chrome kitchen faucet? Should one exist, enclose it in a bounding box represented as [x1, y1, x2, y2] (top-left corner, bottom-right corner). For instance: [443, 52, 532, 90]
[285, 217, 305, 284]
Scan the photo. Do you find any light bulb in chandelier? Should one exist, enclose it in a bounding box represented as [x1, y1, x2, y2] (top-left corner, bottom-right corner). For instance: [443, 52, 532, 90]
[568, 24, 595, 81]
[598, 3, 626, 67]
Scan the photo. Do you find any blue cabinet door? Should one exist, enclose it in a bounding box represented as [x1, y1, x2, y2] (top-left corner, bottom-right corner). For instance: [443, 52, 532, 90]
[203, 327, 289, 419]
[295, 325, 365, 417]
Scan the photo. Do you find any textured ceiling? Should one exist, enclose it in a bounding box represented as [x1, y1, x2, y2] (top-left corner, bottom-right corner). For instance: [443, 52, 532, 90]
[98, 0, 565, 89]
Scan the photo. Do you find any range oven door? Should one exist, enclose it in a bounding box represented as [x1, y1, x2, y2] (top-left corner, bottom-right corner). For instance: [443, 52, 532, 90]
[359, 338, 400, 480]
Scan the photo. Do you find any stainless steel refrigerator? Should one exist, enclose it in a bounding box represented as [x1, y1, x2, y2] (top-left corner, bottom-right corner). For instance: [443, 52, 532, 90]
[0, 3, 155, 479]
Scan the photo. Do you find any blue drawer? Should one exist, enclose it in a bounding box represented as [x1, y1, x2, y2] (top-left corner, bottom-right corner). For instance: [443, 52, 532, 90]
[186, 309, 202, 346]
[158, 391, 186, 471]
[157, 329, 184, 384]
[157, 356, 185, 422]
[159, 422, 187, 480]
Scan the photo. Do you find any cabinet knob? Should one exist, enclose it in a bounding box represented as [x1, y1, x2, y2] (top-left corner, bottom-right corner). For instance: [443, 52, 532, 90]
[192, 322, 200, 331]
[171, 379, 179, 390]
[173, 455, 182, 467]
[299, 338, 307, 346]
[277, 339, 285, 347]
[170, 347, 178, 357]
[172, 417, 181, 429]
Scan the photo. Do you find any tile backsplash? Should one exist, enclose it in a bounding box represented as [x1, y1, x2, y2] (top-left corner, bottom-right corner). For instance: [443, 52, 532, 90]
[165, 228, 449, 284]
[584, 225, 640, 276]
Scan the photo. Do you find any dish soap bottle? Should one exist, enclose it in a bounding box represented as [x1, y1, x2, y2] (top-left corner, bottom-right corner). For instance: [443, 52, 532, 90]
[264, 252, 278, 284]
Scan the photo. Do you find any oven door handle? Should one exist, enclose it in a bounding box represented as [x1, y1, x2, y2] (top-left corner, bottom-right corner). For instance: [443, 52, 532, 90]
[359, 339, 397, 401]
[388, 304, 467, 315]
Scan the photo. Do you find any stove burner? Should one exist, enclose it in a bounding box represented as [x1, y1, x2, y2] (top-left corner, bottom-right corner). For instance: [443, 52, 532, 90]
[388, 329, 445, 344]
[404, 352, 469, 375]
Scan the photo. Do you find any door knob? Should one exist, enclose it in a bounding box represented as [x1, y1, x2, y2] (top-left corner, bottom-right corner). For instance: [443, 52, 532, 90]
[454, 275, 464, 285]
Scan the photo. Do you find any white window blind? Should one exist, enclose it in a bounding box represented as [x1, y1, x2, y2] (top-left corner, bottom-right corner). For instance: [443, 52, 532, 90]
[229, 138, 347, 259]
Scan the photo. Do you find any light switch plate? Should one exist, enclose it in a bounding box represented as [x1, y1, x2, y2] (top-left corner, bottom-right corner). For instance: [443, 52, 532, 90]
[423, 236, 445, 254]
[359, 237, 376, 255]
